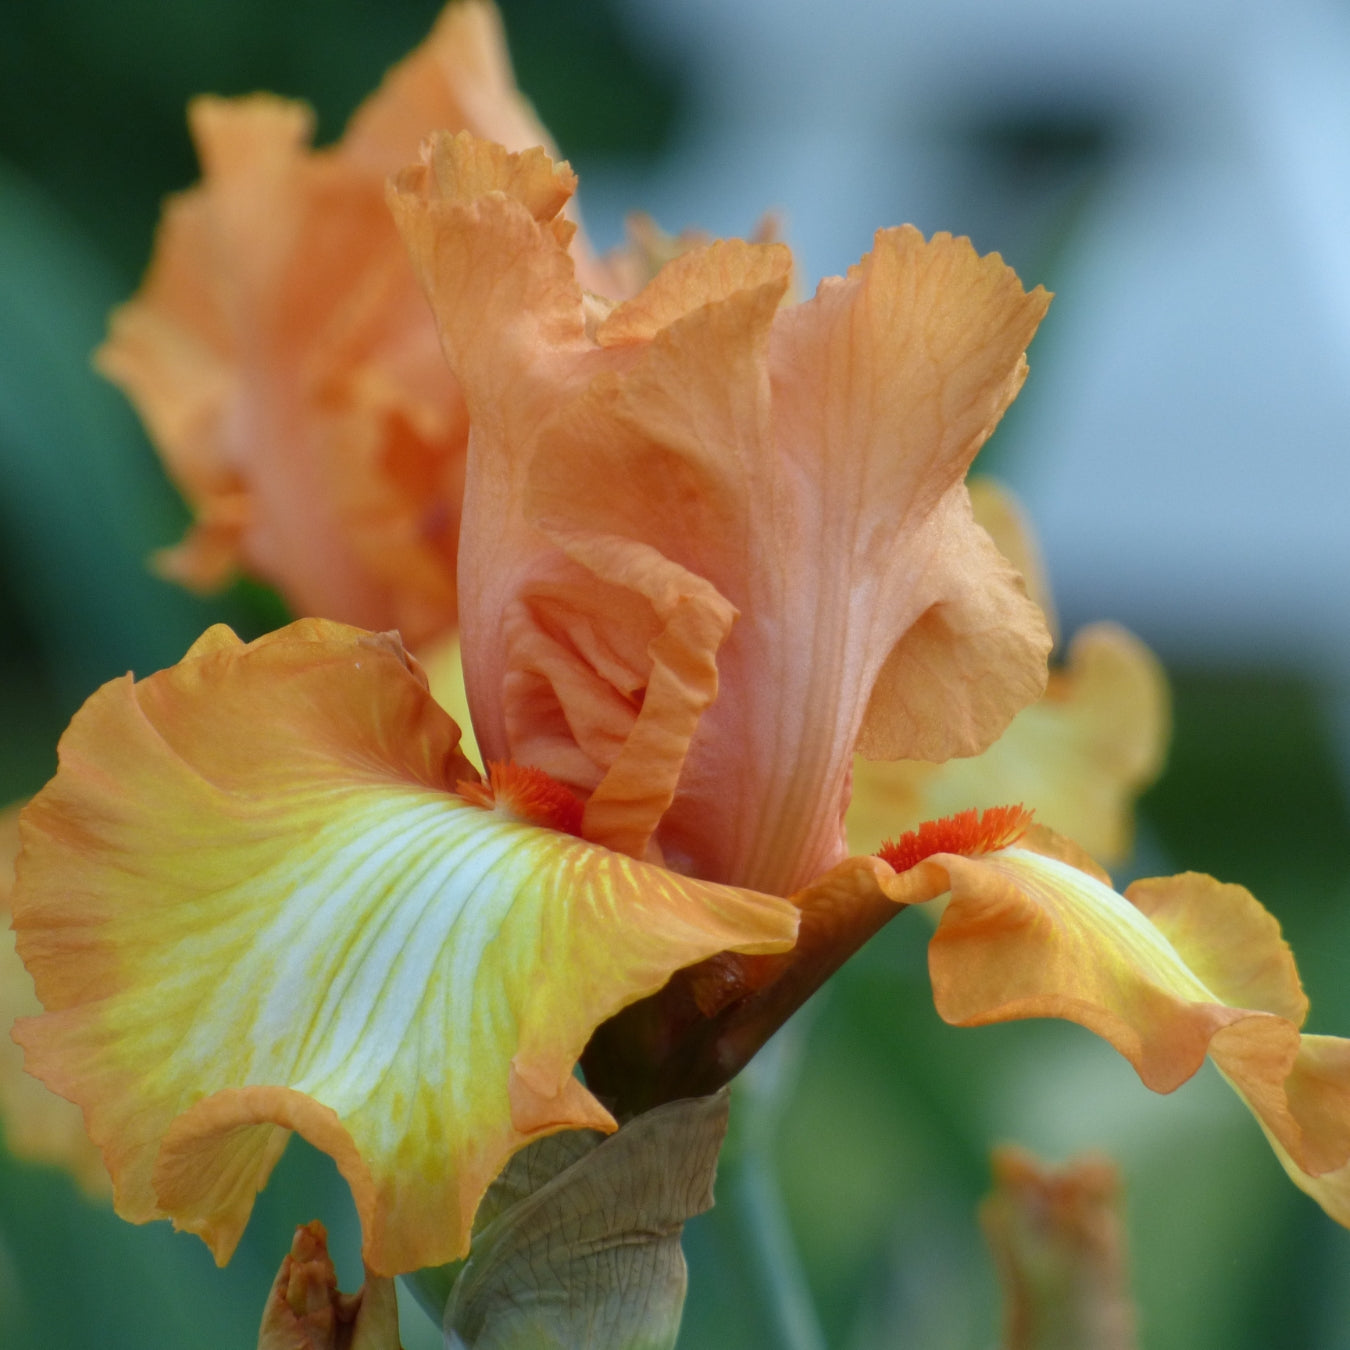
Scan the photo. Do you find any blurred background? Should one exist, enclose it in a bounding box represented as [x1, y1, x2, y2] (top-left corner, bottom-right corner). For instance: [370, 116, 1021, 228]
[2, 0, 1349, 1346]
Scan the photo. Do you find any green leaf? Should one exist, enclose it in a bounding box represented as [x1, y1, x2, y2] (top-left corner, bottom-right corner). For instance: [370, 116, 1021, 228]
[428, 1091, 731, 1350]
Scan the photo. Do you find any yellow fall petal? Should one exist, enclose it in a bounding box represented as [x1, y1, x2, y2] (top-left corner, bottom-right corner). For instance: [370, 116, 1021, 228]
[0, 803, 110, 1194]
[868, 823, 1350, 1225]
[391, 134, 1052, 895]
[1239, 1037, 1350, 1227]
[10, 621, 798, 1274]
[965, 477, 1058, 640]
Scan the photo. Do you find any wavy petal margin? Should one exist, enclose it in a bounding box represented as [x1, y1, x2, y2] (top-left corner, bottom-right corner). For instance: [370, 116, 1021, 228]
[857, 822, 1350, 1225]
[95, 2, 619, 648]
[848, 622, 1168, 865]
[391, 132, 1052, 896]
[10, 621, 798, 1274]
[847, 479, 1167, 866]
[0, 803, 110, 1194]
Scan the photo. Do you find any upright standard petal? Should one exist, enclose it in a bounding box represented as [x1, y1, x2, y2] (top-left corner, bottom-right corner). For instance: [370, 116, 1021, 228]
[11, 621, 798, 1274]
[848, 482, 1169, 866]
[391, 133, 1052, 894]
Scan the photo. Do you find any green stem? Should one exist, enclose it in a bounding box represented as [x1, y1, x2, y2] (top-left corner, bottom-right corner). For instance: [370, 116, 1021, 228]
[723, 1022, 828, 1350]
[729, 1150, 828, 1350]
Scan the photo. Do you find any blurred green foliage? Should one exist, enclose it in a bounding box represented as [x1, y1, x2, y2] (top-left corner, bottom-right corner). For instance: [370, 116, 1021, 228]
[2, 2, 1349, 1347]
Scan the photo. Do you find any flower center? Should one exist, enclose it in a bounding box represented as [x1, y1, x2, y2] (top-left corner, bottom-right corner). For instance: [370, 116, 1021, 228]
[456, 761, 585, 836]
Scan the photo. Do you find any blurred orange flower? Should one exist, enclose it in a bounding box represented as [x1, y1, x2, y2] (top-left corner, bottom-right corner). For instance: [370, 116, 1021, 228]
[96, 0, 614, 648]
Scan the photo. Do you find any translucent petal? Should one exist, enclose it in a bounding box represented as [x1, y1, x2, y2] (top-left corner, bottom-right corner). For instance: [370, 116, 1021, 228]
[11, 621, 797, 1273]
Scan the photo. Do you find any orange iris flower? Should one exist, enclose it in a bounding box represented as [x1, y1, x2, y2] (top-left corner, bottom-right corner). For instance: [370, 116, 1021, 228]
[94, 0, 619, 649]
[10, 127, 1350, 1286]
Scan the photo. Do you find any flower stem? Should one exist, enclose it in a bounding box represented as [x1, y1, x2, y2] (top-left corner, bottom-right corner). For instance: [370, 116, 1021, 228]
[727, 1150, 828, 1350]
[722, 1020, 828, 1350]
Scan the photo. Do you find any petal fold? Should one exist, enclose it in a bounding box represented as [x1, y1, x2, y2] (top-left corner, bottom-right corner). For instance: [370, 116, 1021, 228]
[849, 621, 1168, 865]
[11, 621, 798, 1273]
[97, 3, 617, 647]
[392, 138, 1053, 894]
[874, 834, 1350, 1223]
[0, 803, 110, 1194]
[847, 478, 1167, 866]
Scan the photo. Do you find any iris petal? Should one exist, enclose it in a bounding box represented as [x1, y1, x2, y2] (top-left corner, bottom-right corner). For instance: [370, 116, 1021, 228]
[847, 478, 1166, 866]
[0, 803, 110, 1194]
[392, 139, 1053, 895]
[11, 620, 798, 1273]
[849, 622, 1168, 865]
[875, 833, 1350, 1222]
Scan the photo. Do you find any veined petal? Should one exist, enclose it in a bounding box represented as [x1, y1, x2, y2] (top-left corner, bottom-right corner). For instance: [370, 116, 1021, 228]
[392, 135, 1052, 893]
[534, 530, 739, 862]
[10, 621, 798, 1274]
[849, 622, 1168, 865]
[873, 827, 1350, 1223]
[0, 803, 110, 1194]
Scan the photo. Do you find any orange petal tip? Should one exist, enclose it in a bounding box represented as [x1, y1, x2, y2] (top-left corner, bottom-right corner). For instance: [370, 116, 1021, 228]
[878, 804, 1034, 873]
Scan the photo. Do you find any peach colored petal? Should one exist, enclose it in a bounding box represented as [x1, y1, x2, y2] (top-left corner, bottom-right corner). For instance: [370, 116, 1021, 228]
[594, 237, 795, 347]
[848, 621, 1168, 865]
[0, 801, 110, 1195]
[966, 477, 1058, 641]
[565, 233, 1051, 890]
[99, 5, 627, 648]
[99, 94, 463, 643]
[543, 530, 739, 862]
[343, 0, 618, 296]
[392, 135, 1052, 894]
[11, 621, 798, 1273]
[342, 0, 556, 178]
